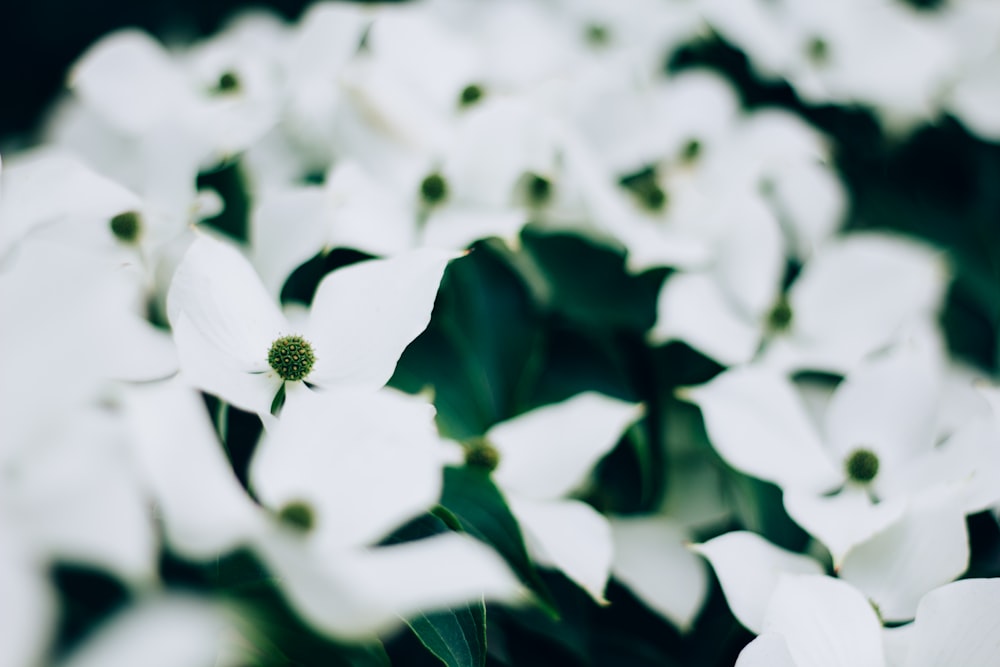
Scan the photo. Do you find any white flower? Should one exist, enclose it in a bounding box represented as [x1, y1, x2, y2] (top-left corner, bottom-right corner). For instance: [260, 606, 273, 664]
[124, 379, 525, 640]
[459, 392, 643, 602]
[166, 232, 456, 418]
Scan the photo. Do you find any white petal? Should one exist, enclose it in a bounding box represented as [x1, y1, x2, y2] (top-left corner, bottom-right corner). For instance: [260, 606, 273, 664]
[789, 233, 948, 353]
[489, 392, 642, 500]
[421, 207, 527, 252]
[838, 492, 969, 622]
[322, 161, 416, 256]
[250, 388, 447, 549]
[0, 520, 55, 667]
[736, 633, 798, 667]
[649, 272, 764, 366]
[172, 312, 284, 417]
[69, 30, 195, 135]
[256, 531, 524, 640]
[609, 516, 708, 631]
[684, 366, 842, 493]
[692, 531, 823, 634]
[250, 185, 329, 297]
[762, 575, 885, 667]
[823, 338, 942, 474]
[765, 158, 846, 259]
[507, 495, 613, 603]
[167, 233, 289, 370]
[305, 248, 457, 390]
[713, 193, 786, 319]
[905, 579, 1000, 667]
[783, 486, 905, 566]
[61, 596, 248, 667]
[124, 379, 265, 560]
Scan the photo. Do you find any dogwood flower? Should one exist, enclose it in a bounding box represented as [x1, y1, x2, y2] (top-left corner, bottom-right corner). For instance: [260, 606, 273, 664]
[167, 232, 456, 418]
[124, 379, 524, 640]
[734, 575, 1000, 667]
[685, 333, 1000, 568]
[455, 392, 643, 602]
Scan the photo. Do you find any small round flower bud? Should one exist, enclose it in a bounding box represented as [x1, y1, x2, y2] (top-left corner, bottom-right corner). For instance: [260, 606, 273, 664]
[267, 335, 316, 382]
[464, 438, 501, 473]
[420, 172, 448, 206]
[459, 84, 485, 107]
[845, 448, 880, 483]
[109, 211, 142, 244]
[277, 501, 315, 532]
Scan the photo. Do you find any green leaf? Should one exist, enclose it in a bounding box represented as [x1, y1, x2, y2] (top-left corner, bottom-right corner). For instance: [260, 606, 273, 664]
[439, 466, 558, 617]
[407, 598, 487, 667]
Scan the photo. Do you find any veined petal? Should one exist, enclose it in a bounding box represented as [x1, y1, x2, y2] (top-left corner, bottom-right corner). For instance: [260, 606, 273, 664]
[124, 379, 265, 560]
[255, 531, 525, 641]
[905, 579, 1000, 667]
[250, 388, 447, 550]
[838, 492, 969, 622]
[507, 495, 613, 603]
[736, 633, 798, 667]
[692, 531, 823, 634]
[172, 313, 283, 417]
[610, 515, 708, 632]
[489, 392, 642, 501]
[649, 271, 764, 367]
[168, 233, 289, 370]
[783, 486, 905, 566]
[305, 248, 457, 390]
[684, 366, 842, 493]
[762, 575, 885, 667]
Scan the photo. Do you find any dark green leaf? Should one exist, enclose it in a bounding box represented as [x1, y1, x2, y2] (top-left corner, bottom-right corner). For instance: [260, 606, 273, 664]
[407, 599, 487, 667]
[440, 466, 558, 616]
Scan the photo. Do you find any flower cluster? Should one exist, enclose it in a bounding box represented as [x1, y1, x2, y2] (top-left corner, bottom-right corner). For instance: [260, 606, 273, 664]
[2, 1, 998, 665]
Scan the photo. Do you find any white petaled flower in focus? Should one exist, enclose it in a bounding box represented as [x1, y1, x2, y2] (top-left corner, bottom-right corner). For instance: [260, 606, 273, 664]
[167, 232, 457, 418]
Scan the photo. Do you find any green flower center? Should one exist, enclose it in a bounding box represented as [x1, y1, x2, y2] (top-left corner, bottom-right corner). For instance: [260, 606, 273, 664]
[525, 173, 553, 206]
[806, 37, 830, 65]
[267, 335, 316, 382]
[680, 138, 702, 164]
[109, 210, 142, 243]
[845, 448, 880, 483]
[766, 295, 793, 332]
[420, 172, 448, 205]
[464, 437, 501, 473]
[215, 70, 241, 94]
[459, 84, 485, 107]
[585, 23, 610, 47]
[277, 500, 315, 532]
[619, 166, 667, 212]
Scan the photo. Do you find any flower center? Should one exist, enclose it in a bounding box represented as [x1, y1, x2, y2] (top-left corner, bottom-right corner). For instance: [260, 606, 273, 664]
[420, 172, 448, 206]
[679, 138, 702, 164]
[109, 210, 142, 243]
[267, 335, 316, 382]
[214, 70, 241, 94]
[766, 295, 793, 332]
[464, 437, 501, 473]
[459, 83, 485, 107]
[525, 173, 553, 206]
[620, 166, 667, 212]
[806, 37, 830, 65]
[585, 23, 610, 47]
[277, 500, 315, 532]
[845, 448, 880, 483]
